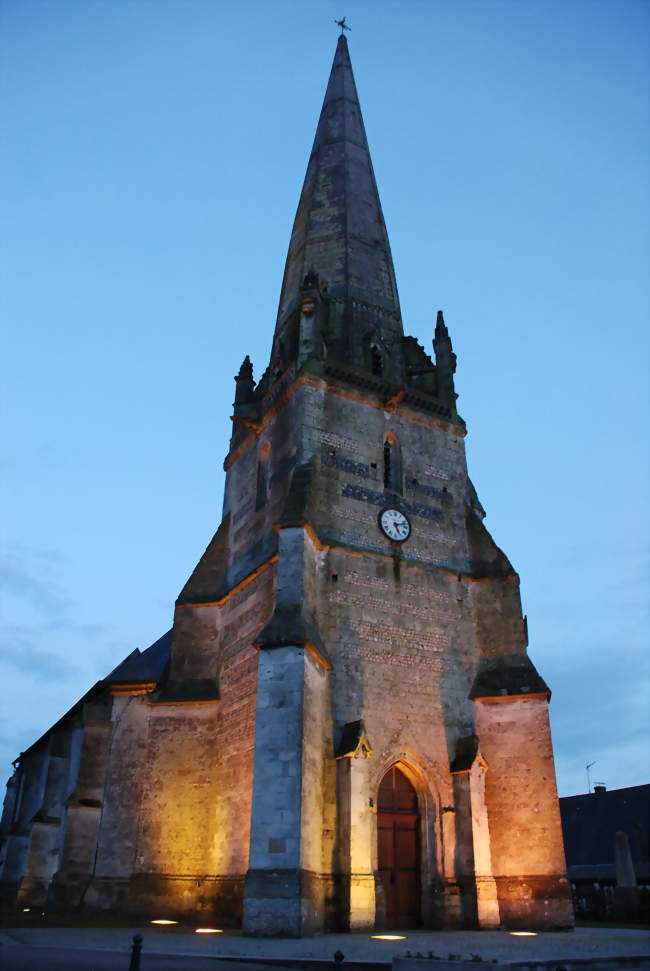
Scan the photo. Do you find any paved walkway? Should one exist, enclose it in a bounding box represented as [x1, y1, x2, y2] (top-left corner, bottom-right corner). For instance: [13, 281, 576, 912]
[1, 926, 649, 965]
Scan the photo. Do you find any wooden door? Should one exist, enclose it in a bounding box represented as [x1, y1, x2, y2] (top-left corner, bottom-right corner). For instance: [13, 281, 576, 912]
[377, 765, 421, 928]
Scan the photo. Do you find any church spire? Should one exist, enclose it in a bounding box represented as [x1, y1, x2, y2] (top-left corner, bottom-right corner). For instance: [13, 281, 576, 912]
[273, 35, 404, 383]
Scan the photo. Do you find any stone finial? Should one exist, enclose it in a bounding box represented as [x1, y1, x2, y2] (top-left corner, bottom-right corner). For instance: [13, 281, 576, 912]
[237, 355, 254, 382]
[433, 308, 457, 410]
[434, 309, 454, 358]
[234, 355, 255, 408]
[435, 309, 449, 340]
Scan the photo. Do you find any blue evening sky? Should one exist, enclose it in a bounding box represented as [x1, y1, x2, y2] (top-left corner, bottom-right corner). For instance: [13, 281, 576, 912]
[1, 0, 648, 796]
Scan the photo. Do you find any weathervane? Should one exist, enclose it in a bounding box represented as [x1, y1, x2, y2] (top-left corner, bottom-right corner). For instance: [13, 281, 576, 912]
[335, 16, 351, 34]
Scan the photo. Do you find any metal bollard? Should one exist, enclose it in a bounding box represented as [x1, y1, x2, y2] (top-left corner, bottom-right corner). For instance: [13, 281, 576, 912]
[129, 934, 143, 971]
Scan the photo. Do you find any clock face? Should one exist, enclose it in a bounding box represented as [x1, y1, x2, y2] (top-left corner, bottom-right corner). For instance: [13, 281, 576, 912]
[378, 508, 411, 542]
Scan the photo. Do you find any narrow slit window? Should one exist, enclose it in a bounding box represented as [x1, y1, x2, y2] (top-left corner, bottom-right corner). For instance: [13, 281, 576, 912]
[383, 441, 392, 488]
[371, 345, 383, 376]
[383, 436, 403, 494]
[256, 443, 270, 509]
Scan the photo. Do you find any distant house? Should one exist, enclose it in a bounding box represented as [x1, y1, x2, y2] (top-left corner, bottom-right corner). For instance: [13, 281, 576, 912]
[559, 784, 649, 922]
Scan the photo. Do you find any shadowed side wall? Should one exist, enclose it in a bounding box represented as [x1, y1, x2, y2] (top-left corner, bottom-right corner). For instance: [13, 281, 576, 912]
[17, 730, 72, 908]
[84, 694, 151, 912]
[50, 702, 112, 910]
[0, 747, 48, 907]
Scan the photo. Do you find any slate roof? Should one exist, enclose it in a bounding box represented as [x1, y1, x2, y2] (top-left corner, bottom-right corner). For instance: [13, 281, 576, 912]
[335, 720, 372, 759]
[450, 734, 481, 773]
[106, 629, 171, 684]
[559, 784, 650, 882]
[16, 631, 171, 764]
[255, 604, 331, 670]
[469, 653, 550, 699]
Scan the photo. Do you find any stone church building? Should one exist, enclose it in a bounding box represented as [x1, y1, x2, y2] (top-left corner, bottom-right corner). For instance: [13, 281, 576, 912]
[0, 37, 573, 934]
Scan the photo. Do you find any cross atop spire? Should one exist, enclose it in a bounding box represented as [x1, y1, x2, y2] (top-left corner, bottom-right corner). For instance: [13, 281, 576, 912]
[272, 34, 404, 383]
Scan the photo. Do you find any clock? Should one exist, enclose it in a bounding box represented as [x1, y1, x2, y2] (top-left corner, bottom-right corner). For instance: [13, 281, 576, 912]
[378, 508, 411, 542]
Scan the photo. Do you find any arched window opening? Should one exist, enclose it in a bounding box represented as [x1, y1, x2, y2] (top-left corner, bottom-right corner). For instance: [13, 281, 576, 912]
[256, 442, 270, 509]
[383, 435, 402, 494]
[371, 344, 383, 376]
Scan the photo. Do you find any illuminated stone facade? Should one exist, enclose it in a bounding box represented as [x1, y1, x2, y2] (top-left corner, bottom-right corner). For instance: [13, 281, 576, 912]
[0, 36, 573, 933]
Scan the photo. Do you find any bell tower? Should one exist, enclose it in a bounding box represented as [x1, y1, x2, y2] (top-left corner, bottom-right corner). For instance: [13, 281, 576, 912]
[229, 35, 572, 934]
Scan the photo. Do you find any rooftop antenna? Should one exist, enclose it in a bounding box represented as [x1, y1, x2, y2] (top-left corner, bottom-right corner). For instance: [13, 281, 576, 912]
[335, 16, 351, 34]
[586, 760, 596, 793]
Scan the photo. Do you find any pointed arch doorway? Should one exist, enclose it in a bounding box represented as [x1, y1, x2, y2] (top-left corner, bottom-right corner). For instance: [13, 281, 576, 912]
[377, 765, 421, 928]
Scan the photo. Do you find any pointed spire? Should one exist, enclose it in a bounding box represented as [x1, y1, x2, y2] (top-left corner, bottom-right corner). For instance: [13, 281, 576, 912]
[273, 36, 404, 382]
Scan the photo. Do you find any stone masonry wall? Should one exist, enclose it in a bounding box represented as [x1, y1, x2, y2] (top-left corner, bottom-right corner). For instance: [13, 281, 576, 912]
[120, 371, 303, 921]
[300, 641, 332, 925]
[85, 695, 151, 912]
[30, 370, 560, 931]
[221, 378, 490, 928]
[213, 566, 276, 877]
[130, 703, 220, 914]
[224, 388, 303, 587]
[243, 645, 310, 936]
[0, 747, 48, 906]
[474, 696, 573, 929]
[469, 576, 527, 659]
[295, 382, 487, 925]
[123, 566, 276, 920]
[18, 730, 71, 907]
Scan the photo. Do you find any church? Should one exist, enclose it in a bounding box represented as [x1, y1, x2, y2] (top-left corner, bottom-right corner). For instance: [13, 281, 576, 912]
[0, 35, 573, 934]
